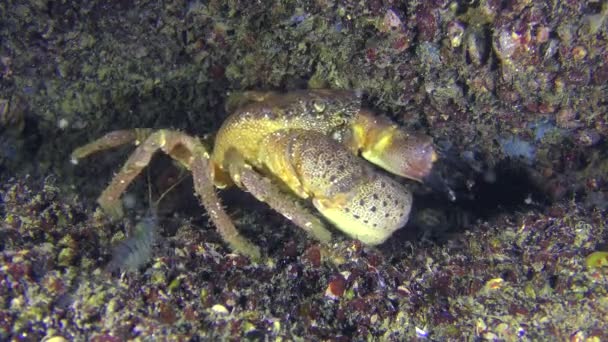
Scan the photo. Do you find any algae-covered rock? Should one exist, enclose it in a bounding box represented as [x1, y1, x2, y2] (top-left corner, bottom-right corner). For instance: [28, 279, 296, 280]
[1, 0, 607, 340]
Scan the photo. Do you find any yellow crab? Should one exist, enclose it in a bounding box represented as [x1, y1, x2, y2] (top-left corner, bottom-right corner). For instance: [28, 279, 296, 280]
[71, 90, 436, 259]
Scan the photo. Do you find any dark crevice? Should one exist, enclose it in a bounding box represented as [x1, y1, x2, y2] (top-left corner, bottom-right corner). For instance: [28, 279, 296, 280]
[404, 156, 550, 242]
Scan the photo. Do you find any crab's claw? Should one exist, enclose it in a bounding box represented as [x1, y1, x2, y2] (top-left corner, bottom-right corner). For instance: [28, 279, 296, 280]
[363, 129, 437, 182]
[349, 110, 437, 182]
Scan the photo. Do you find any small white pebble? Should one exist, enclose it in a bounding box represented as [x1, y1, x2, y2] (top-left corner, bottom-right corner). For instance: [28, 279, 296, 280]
[211, 304, 229, 314]
[415, 326, 428, 338]
[57, 118, 69, 129]
[42, 336, 69, 342]
[382, 9, 403, 32]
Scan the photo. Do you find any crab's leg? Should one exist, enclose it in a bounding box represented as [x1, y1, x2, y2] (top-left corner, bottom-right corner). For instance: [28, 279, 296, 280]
[71, 129, 154, 162]
[223, 148, 333, 244]
[85, 131, 181, 219]
[191, 154, 262, 260]
[72, 129, 261, 259]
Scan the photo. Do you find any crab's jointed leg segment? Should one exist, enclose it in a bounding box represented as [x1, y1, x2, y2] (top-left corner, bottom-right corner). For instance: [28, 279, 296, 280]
[71, 129, 154, 162]
[92, 130, 199, 219]
[72, 129, 261, 259]
[191, 155, 261, 259]
[223, 148, 332, 243]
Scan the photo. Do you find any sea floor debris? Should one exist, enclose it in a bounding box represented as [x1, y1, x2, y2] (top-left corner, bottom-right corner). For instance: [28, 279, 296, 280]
[1, 172, 607, 340]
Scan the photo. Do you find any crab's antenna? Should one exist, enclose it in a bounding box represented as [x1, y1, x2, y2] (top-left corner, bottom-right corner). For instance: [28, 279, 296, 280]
[151, 169, 189, 210]
[147, 168, 153, 211]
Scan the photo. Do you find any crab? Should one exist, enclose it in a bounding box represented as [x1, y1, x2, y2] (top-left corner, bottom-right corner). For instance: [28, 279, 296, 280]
[71, 90, 436, 260]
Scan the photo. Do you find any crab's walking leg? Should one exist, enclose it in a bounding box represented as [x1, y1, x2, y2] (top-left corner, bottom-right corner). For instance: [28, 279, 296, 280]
[224, 148, 333, 244]
[88, 130, 183, 220]
[73, 129, 261, 259]
[71, 129, 154, 162]
[190, 155, 261, 260]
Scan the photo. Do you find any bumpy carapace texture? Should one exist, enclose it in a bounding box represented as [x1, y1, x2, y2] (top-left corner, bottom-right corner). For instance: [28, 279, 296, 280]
[259, 129, 412, 245]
